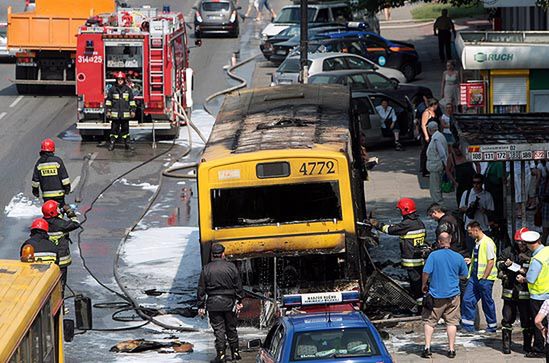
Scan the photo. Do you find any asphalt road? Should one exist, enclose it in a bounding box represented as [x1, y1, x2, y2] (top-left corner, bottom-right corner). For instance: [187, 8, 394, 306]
[0, 0, 262, 361]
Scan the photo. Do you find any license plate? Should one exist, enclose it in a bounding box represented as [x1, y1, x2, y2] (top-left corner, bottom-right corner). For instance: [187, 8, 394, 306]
[276, 50, 287, 55]
[208, 15, 221, 19]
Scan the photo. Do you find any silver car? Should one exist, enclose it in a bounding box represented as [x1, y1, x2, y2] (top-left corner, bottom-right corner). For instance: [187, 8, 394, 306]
[194, 0, 240, 38]
[272, 52, 406, 85]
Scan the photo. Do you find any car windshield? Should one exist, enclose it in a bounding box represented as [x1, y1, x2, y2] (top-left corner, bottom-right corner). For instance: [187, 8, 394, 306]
[211, 182, 342, 228]
[278, 58, 311, 73]
[275, 7, 316, 23]
[291, 328, 380, 361]
[202, 2, 230, 11]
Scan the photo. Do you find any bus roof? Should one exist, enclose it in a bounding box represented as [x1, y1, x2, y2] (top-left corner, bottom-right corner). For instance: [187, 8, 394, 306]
[0, 260, 62, 362]
[202, 84, 351, 162]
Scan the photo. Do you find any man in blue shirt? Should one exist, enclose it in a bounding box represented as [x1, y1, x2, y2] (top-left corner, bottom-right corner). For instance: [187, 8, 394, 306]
[421, 232, 468, 359]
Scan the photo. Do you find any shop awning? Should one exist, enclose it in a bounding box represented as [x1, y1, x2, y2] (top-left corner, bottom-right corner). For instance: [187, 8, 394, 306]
[455, 31, 549, 70]
[455, 113, 549, 162]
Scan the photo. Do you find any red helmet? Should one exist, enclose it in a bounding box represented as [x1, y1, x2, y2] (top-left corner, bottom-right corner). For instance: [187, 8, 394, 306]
[396, 198, 416, 216]
[514, 227, 529, 241]
[42, 200, 60, 218]
[31, 218, 49, 232]
[115, 71, 126, 79]
[40, 138, 55, 152]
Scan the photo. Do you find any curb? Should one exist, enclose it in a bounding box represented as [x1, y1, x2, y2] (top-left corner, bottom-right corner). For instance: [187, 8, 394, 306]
[380, 21, 432, 29]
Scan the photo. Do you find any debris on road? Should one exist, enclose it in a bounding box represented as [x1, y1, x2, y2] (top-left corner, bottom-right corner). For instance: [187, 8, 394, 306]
[110, 338, 194, 354]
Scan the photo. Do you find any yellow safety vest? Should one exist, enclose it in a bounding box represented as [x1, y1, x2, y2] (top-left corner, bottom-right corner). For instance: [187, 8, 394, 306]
[468, 236, 498, 281]
[528, 247, 549, 296]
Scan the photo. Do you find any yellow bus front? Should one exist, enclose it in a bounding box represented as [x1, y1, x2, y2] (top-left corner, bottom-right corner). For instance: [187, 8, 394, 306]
[198, 148, 357, 264]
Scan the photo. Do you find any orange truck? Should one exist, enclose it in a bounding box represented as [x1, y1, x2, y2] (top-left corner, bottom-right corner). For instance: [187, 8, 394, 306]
[7, 0, 115, 93]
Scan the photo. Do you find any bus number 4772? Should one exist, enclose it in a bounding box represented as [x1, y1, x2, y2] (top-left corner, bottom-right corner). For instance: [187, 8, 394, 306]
[299, 161, 335, 176]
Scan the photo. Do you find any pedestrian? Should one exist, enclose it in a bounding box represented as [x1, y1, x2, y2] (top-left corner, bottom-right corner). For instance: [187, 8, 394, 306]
[20, 218, 58, 265]
[421, 232, 468, 359]
[433, 9, 455, 62]
[375, 98, 402, 151]
[498, 227, 533, 354]
[420, 98, 439, 177]
[257, 0, 276, 22]
[484, 161, 505, 220]
[446, 143, 479, 207]
[459, 173, 494, 253]
[105, 71, 136, 151]
[370, 198, 427, 303]
[541, 170, 549, 245]
[427, 203, 468, 257]
[441, 60, 460, 110]
[32, 138, 71, 207]
[42, 200, 80, 295]
[440, 103, 456, 144]
[507, 161, 535, 219]
[516, 230, 549, 358]
[243, 0, 259, 21]
[533, 298, 549, 361]
[197, 243, 244, 363]
[426, 121, 448, 204]
[383, 1, 392, 21]
[461, 221, 498, 333]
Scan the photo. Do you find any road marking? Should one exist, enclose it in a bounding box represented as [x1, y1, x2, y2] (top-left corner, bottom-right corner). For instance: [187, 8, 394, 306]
[88, 152, 98, 165]
[0, 112, 6, 120]
[70, 175, 81, 193]
[9, 95, 23, 108]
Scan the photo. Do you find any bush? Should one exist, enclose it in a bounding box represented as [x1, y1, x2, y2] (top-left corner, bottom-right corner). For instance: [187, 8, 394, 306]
[411, 3, 486, 20]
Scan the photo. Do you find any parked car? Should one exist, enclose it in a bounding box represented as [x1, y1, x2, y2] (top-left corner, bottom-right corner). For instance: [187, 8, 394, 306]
[251, 292, 392, 363]
[194, 0, 240, 38]
[272, 52, 406, 85]
[315, 30, 422, 82]
[352, 90, 416, 146]
[261, 2, 352, 40]
[309, 70, 432, 105]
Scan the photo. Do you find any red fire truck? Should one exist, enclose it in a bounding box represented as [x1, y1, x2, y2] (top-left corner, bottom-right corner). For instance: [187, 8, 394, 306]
[75, 7, 194, 140]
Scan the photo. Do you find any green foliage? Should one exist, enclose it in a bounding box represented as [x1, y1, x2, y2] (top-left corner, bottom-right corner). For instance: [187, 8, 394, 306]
[410, 3, 485, 20]
[358, 0, 549, 13]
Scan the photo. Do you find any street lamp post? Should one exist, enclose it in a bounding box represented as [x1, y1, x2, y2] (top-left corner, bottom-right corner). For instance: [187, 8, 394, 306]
[299, 0, 308, 84]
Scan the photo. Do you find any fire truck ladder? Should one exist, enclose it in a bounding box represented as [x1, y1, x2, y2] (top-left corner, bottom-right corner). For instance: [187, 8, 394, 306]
[149, 22, 166, 107]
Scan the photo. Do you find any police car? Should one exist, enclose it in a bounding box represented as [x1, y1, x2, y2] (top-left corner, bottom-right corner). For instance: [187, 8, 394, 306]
[250, 291, 393, 362]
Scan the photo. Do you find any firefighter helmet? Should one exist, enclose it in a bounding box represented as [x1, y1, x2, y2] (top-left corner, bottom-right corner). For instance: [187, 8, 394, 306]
[396, 198, 416, 216]
[514, 227, 529, 242]
[41, 138, 55, 152]
[31, 218, 49, 232]
[115, 71, 126, 80]
[42, 200, 60, 218]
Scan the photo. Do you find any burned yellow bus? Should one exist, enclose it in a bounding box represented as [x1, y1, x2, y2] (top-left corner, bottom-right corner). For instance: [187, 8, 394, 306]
[197, 84, 371, 282]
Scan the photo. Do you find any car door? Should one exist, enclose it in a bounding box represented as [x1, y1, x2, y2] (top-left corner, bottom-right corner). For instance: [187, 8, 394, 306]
[361, 35, 390, 66]
[257, 324, 284, 363]
[352, 95, 380, 134]
[369, 94, 412, 136]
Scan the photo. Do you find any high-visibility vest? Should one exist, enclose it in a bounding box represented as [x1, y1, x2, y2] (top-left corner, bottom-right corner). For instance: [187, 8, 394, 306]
[468, 236, 498, 281]
[528, 247, 549, 296]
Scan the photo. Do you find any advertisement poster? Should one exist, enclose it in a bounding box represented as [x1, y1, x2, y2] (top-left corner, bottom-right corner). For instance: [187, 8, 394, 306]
[460, 82, 485, 108]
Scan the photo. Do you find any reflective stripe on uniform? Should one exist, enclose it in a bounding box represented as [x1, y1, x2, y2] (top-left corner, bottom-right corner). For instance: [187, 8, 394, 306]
[34, 252, 57, 264]
[519, 291, 530, 299]
[123, 112, 131, 118]
[61, 178, 70, 186]
[402, 258, 424, 267]
[122, 92, 129, 100]
[48, 231, 64, 245]
[488, 322, 497, 328]
[105, 100, 112, 106]
[121, 134, 129, 139]
[32, 181, 40, 188]
[129, 101, 136, 107]
[468, 236, 498, 280]
[42, 190, 65, 198]
[37, 162, 60, 170]
[113, 94, 120, 99]
[462, 319, 474, 326]
[502, 289, 513, 299]
[59, 255, 72, 267]
[110, 112, 119, 118]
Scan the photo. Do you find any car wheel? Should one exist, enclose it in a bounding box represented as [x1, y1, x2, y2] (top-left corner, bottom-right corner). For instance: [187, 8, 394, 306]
[401, 63, 415, 83]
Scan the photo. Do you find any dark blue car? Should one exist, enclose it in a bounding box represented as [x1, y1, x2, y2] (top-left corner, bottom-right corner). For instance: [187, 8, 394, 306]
[251, 292, 393, 362]
[313, 30, 422, 82]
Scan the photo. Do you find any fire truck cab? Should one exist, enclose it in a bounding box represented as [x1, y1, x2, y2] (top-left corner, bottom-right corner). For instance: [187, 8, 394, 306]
[75, 7, 193, 140]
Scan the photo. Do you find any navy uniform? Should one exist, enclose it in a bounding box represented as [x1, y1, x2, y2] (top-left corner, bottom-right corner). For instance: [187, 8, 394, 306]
[105, 71, 136, 151]
[32, 138, 70, 206]
[20, 218, 58, 265]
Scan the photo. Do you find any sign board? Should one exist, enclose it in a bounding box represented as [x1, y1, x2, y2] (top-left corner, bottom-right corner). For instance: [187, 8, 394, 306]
[467, 144, 549, 161]
[460, 82, 485, 108]
[459, 44, 549, 70]
[483, 0, 536, 7]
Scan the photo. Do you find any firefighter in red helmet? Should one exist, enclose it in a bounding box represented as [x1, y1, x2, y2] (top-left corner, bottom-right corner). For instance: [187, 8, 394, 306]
[370, 198, 428, 302]
[42, 200, 80, 294]
[32, 138, 71, 206]
[105, 71, 137, 151]
[20, 218, 59, 265]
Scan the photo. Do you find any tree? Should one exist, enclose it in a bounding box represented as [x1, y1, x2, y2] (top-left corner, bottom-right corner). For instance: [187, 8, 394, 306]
[359, 0, 549, 13]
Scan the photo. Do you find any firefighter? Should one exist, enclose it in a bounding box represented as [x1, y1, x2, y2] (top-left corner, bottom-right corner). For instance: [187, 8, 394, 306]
[105, 71, 137, 151]
[370, 198, 427, 302]
[20, 218, 58, 265]
[32, 138, 71, 206]
[497, 227, 533, 354]
[42, 200, 80, 295]
[197, 243, 244, 363]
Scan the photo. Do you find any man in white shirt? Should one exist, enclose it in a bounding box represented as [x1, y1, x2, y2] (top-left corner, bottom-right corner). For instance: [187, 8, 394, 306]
[426, 121, 448, 204]
[375, 98, 402, 151]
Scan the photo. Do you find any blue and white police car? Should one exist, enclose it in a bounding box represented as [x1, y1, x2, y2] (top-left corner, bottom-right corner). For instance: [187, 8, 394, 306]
[250, 291, 393, 363]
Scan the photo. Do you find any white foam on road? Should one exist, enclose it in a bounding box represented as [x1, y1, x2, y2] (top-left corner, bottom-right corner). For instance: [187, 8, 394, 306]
[163, 108, 215, 147]
[4, 193, 42, 218]
[116, 178, 159, 192]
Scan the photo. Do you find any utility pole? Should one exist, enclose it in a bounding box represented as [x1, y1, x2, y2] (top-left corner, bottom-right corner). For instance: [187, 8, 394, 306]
[299, 0, 308, 84]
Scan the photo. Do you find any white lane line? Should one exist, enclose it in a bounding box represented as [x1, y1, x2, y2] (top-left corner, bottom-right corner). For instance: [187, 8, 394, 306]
[0, 112, 6, 120]
[9, 95, 24, 108]
[70, 175, 81, 193]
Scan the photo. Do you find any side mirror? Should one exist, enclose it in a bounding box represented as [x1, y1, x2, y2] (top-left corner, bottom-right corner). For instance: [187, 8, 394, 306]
[248, 338, 262, 349]
[390, 79, 399, 88]
[63, 319, 75, 342]
[195, 39, 202, 47]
